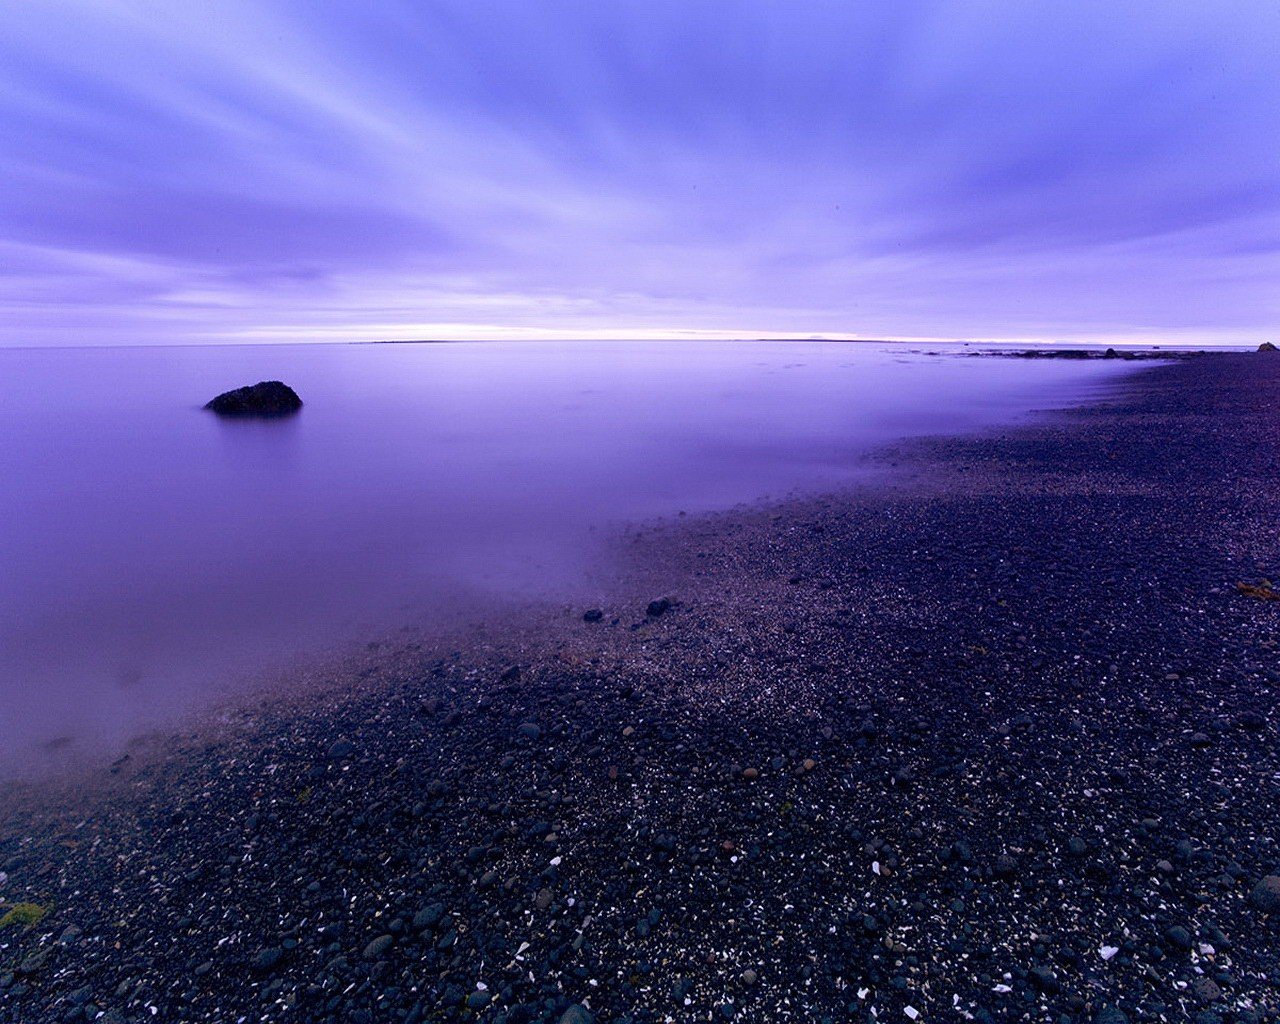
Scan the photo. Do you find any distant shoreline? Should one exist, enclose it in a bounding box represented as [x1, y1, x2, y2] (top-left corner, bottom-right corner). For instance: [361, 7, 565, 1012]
[364, 335, 1243, 354]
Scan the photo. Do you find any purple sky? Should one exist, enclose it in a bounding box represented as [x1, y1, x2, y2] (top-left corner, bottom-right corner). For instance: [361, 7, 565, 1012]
[2, 1, 1278, 346]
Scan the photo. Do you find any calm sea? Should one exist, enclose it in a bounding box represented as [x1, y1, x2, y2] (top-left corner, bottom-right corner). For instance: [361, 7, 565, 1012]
[0, 340, 1139, 771]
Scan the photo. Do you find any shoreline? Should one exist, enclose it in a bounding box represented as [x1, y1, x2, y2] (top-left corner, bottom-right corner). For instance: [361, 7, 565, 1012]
[2, 353, 1278, 1023]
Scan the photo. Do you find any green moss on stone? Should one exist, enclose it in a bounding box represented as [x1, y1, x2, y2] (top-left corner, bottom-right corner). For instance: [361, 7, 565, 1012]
[0, 902, 50, 928]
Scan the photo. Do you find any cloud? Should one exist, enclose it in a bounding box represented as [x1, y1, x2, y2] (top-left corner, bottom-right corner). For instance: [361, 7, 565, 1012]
[1, 0, 1278, 344]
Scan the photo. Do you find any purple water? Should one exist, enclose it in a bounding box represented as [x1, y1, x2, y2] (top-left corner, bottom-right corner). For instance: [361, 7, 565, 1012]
[0, 340, 1139, 771]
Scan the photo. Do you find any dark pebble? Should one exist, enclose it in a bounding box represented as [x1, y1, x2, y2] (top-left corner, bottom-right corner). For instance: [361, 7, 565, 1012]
[1028, 965, 1059, 993]
[252, 947, 283, 973]
[1164, 925, 1193, 951]
[1248, 875, 1280, 914]
[363, 934, 395, 959]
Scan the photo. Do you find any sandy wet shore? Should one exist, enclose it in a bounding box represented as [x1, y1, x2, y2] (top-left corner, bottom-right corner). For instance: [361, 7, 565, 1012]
[1, 353, 1278, 1024]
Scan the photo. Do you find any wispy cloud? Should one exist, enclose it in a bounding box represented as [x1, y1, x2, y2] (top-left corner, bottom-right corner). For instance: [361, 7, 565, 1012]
[2, 0, 1278, 345]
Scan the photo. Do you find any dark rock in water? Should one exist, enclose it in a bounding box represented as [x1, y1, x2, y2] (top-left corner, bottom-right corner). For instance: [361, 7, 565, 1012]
[204, 380, 302, 417]
[1259, 341, 1278, 353]
[1248, 875, 1280, 913]
[647, 597, 673, 617]
[1104, 347, 1120, 358]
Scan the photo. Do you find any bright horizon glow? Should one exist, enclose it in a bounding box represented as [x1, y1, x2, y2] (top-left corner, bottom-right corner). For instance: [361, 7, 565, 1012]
[2, 2, 1278, 347]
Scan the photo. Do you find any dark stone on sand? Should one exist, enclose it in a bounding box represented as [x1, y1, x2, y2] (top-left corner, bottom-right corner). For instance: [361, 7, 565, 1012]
[583, 608, 604, 622]
[1028, 965, 1059, 993]
[948, 840, 974, 864]
[327, 739, 355, 760]
[363, 934, 395, 959]
[559, 1006, 593, 1024]
[413, 904, 445, 931]
[17, 949, 50, 975]
[1164, 924, 1193, 951]
[1094, 1009, 1130, 1024]
[1259, 341, 1278, 353]
[204, 380, 302, 417]
[647, 597, 673, 617]
[993, 853, 1017, 878]
[251, 947, 283, 972]
[1248, 875, 1280, 913]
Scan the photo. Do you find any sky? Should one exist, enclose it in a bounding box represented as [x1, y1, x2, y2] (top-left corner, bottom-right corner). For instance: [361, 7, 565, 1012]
[1, 1, 1278, 347]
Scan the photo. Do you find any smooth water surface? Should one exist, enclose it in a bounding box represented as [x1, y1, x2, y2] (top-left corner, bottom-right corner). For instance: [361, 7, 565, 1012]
[0, 341, 1139, 768]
